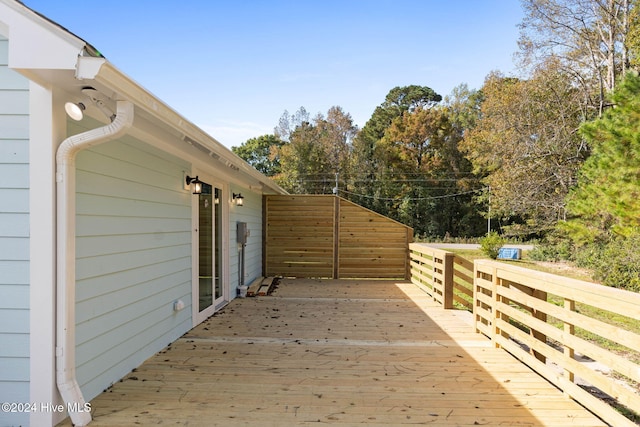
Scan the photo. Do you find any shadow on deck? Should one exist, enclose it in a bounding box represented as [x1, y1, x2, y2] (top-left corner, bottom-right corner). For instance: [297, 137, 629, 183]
[59, 279, 606, 426]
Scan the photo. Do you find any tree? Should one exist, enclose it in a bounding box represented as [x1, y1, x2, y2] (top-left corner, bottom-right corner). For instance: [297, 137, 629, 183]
[628, 1, 640, 67]
[232, 134, 285, 176]
[518, 0, 633, 115]
[317, 106, 358, 180]
[461, 61, 588, 236]
[378, 106, 454, 235]
[274, 107, 310, 143]
[350, 85, 443, 214]
[443, 83, 484, 135]
[274, 106, 357, 194]
[564, 71, 640, 243]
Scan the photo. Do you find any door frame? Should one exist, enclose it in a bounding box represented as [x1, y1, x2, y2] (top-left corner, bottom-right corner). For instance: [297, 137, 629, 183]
[191, 172, 230, 326]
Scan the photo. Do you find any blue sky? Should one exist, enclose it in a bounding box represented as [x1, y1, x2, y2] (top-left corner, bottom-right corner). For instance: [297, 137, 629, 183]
[23, 1, 524, 148]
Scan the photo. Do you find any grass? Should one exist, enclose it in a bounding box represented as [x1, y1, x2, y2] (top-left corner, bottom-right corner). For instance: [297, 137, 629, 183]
[450, 248, 595, 281]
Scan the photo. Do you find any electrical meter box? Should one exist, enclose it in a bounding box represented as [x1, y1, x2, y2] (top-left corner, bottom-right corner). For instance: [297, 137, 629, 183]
[236, 222, 248, 245]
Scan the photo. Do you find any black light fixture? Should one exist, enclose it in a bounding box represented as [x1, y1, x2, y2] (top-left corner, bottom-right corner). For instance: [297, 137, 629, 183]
[186, 175, 203, 194]
[232, 193, 244, 206]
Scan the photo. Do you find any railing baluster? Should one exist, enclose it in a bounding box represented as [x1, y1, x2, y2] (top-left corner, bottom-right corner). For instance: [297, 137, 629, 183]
[564, 297, 575, 388]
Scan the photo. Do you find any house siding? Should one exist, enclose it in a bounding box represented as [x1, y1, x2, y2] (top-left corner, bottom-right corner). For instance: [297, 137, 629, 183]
[229, 188, 262, 293]
[72, 119, 193, 401]
[0, 36, 31, 427]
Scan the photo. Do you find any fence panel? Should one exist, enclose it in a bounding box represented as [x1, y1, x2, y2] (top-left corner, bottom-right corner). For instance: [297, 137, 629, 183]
[264, 195, 413, 279]
[264, 195, 335, 278]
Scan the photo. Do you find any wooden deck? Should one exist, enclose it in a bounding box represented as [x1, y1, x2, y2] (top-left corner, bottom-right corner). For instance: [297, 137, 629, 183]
[58, 279, 607, 426]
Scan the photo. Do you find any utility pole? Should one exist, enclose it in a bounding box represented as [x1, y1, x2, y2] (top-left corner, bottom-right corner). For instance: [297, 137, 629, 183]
[333, 172, 339, 195]
[487, 186, 491, 234]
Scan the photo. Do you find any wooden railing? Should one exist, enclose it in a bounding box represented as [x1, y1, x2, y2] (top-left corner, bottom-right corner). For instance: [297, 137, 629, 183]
[474, 260, 640, 427]
[408, 245, 640, 426]
[408, 243, 474, 310]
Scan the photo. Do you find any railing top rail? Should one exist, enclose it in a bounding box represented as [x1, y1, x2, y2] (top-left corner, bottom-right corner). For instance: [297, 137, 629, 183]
[475, 259, 640, 321]
[409, 243, 454, 258]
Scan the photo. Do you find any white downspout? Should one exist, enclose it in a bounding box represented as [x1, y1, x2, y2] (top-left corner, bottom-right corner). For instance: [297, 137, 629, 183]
[55, 101, 134, 426]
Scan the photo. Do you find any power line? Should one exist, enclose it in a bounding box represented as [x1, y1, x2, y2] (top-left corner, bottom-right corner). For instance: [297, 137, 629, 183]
[338, 187, 488, 201]
[293, 172, 479, 179]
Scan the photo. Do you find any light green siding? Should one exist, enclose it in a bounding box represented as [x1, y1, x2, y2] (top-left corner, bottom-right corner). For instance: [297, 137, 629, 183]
[229, 188, 263, 293]
[0, 36, 30, 427]
[73, 119, 192, 401]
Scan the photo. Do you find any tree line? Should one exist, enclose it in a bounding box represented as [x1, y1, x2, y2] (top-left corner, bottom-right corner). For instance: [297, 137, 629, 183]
[233, 0, 640, 291]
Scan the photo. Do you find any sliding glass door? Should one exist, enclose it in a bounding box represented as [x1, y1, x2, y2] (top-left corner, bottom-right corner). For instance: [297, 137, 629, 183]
[196, 181, 224, 321]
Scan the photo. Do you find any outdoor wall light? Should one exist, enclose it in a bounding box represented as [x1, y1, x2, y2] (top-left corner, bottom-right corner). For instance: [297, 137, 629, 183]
[186, 175, 203, 194]
[64, 101, 86, 121]
[233, 193, 244, 206]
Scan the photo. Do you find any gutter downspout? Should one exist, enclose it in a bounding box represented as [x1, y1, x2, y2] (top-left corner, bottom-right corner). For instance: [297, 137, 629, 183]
[55, 101, 134, 426]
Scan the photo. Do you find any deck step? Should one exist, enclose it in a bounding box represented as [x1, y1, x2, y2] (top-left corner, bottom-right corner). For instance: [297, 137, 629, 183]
[257, 277, 278, 296]
[246, 277, 264, 297]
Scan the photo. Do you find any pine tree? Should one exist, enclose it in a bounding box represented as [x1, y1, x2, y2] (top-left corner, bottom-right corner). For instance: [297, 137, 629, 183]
[565, 72, 640, 243]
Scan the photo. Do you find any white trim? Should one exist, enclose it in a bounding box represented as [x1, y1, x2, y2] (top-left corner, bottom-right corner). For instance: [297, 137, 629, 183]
[191, 172, 230, 326]
[29, 81, 63, 427]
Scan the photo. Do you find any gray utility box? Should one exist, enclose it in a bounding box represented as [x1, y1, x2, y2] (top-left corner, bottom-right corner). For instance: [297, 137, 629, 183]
[237, 222, 248, 245]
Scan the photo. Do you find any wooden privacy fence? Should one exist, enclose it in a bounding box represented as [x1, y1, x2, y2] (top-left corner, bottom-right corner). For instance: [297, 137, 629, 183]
[264, 195, 413, 279]
[409, 245, 640, 427]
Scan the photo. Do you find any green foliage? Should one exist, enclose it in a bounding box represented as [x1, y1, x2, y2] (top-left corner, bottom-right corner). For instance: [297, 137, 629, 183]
[479, 232, 505, 259]
[241, 84, 484, 239]
[231, 134, 284, 176]
[528, 238, 573, 262]
[574, 235, 640, 292]
[348, 85, 485, 238]
[384, 85, 442, 112]
[565, 72, 640, 244]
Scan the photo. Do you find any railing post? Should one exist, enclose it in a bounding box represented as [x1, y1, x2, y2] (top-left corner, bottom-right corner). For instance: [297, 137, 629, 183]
[442, 252, 454, 309]
[473, 262, 479, 333]
[564, 298, 575, 388]
[405, 228, 413, 280]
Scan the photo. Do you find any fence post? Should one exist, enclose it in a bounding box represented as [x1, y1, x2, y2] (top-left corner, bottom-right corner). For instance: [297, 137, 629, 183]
[332, 196, 340, 279]
[442, 252, 454, 309]
[405, 228, 413, 280]
[473, 262, 479, 333]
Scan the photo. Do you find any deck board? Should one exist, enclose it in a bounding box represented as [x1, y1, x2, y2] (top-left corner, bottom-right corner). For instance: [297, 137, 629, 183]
[57, 279, 606, 426]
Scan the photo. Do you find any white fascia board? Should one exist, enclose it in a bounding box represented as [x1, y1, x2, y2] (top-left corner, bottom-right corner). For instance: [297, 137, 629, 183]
[0, 0, 85, 71]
